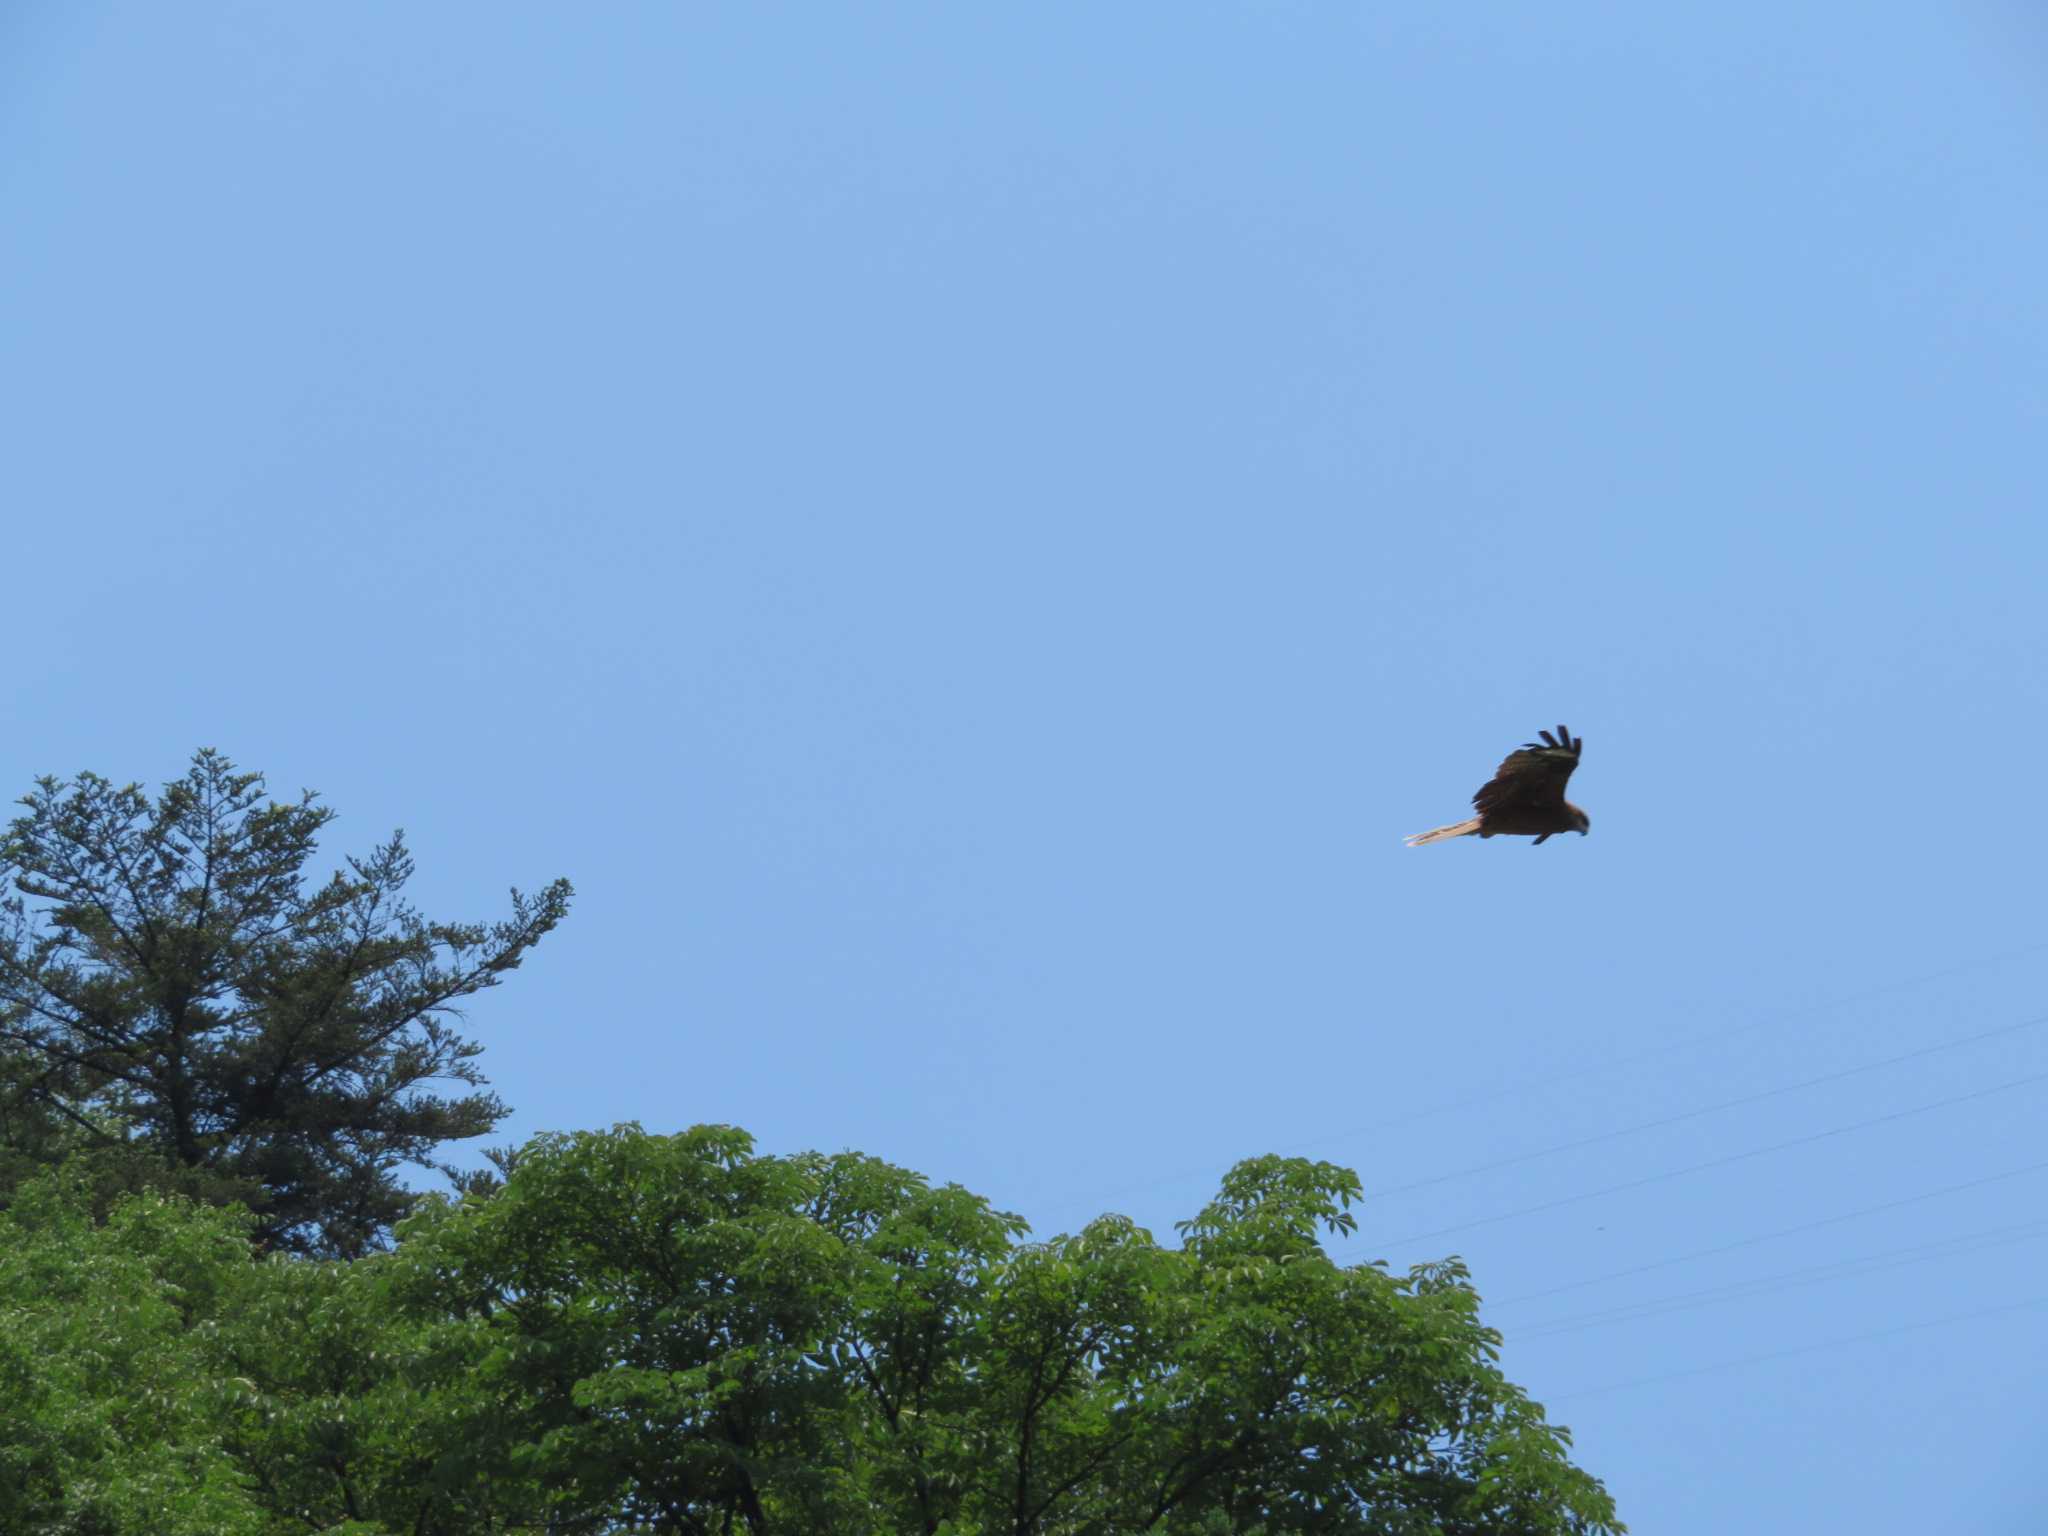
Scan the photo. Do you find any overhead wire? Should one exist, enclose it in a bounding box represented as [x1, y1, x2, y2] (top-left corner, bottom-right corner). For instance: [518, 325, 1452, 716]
[1343, 1064, 2048, 1255]
[1011, 936, 2048, 1377]
[1505, 1217, 2048, 1341]
[1025, 936, 2048, 1235]
[1267, 944, 2048, 1401]
[1481, 1153, 2048, 1308]
[1335, 935, 2048, 1153]
[1545, 1292, 2048, 1402]
[1369, 1010, 2048, 1202]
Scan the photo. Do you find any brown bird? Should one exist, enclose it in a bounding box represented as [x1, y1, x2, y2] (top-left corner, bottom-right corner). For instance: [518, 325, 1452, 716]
[1406, 725, 1591, 847]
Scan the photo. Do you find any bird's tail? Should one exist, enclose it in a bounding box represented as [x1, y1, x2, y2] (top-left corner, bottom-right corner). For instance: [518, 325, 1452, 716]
[1405, 817, 1482, 848]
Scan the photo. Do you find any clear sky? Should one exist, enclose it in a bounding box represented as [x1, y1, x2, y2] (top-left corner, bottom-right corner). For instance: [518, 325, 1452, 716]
[6, 4, 2046, 1529]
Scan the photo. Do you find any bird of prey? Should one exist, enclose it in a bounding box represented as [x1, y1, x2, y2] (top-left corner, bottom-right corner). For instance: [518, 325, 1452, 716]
[1406, 725, 1590, 847]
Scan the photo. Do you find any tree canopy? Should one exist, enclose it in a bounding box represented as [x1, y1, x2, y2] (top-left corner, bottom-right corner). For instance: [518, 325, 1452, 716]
[0, 1126, 1623, 1535]
[0, 749, 570, 1255]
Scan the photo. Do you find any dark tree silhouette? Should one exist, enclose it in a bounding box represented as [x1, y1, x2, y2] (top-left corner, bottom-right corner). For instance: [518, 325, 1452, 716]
[0, 749, 570, 1255]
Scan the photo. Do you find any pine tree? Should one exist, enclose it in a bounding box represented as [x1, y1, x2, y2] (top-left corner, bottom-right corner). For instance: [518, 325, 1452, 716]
[0, 749, 570, 1256]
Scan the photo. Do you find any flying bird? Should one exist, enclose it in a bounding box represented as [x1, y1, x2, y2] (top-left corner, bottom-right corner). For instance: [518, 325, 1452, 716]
[1406, 725, 1590, 847]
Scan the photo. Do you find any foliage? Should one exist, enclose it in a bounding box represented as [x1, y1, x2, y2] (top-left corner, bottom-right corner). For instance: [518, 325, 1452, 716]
[1, 1128, 1621, 1534]
[0, 749, 571, 1255]
[392, 1125, 1624, 1534]
[0, 1172, 266, 1536]
[207, 1235, 536, 1534]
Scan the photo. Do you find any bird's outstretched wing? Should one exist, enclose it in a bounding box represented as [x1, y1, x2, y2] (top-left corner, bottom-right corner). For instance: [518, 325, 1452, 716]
[1472, 725, 1582, 816]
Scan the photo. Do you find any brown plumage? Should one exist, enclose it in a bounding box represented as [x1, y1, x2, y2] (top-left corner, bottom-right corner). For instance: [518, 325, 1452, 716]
[1406, 725, 1591, 847]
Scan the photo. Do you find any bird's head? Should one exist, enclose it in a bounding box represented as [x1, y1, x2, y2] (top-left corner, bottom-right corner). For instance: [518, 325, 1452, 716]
[1570, 805, 1591, 836]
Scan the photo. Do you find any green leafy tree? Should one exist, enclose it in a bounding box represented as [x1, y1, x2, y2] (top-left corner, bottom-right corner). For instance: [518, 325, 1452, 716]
[393, 1124, 1624, 1535]
[208, 1235, 541, 1535]
[0, 749, 571, 1256]
[0, 1169, 531, 1536]
[0, 1172, 268, 1536]
[392, 1125, 859, 1532]
[1, 1129, 1622, 1534]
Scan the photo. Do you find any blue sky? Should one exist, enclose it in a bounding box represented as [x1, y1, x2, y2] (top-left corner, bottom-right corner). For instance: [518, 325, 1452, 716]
[6, 4, 2046, 1528]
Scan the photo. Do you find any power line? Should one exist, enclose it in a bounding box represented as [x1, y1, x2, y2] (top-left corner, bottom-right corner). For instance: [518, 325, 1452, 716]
[1370, 1011, 2048, 1202]
[1328, 936, 2048, 1155]
[1508, 1219, 2048, 1341]
[1024, 937, 2048, 1234]
[1546, 1292, 2048, 1402]
[1346, 1066, 2048, 1255]
[1483, 1154, 2048, 1309]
